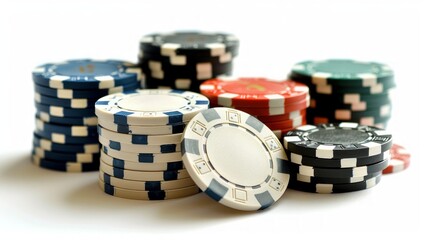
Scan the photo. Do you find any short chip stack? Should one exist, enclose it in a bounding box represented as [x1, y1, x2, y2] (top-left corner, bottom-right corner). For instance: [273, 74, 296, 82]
[289, 59, 395, 128]
[138, 31, 239, 92]
[31, 59, 142, 172]
[283, 122, 393, 193]
[94, 89, 210, 200]
[200, 77, 310, 139]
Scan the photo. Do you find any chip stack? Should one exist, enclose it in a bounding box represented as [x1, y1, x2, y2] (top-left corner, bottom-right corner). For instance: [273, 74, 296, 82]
[200, 77, 310, 139]
[283, 122, 393, 193]
[31, 59, 142, 172]
[289, 59, 395, 128]
[138, 31, 239, 92]
[94, 89, 209, 200]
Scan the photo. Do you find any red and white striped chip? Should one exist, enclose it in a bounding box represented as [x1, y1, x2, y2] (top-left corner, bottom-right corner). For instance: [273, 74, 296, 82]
[383, 143, 411, 174]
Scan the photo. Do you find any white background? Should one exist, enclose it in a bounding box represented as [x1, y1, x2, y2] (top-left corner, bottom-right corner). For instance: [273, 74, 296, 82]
[0, 0, 426, 238]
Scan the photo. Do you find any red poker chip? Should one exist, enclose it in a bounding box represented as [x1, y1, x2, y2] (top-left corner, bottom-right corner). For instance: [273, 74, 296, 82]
[383, 144, 411, 174]
[233, 97, 309, 116]
[200, 78, 309, 108]
[256, 109, 306, 122]
[264, 116, 306, 130]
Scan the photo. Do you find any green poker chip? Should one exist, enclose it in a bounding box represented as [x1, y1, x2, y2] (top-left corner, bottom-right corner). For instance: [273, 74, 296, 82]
[290, 59, 394, 86]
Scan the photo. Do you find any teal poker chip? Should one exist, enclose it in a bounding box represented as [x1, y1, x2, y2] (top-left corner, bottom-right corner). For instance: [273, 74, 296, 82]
[291, 59, 394, 86]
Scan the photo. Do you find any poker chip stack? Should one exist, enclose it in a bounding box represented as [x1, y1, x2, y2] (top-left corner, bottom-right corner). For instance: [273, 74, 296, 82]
[138, 31, 239, 92]
[94, 89, 210, 200]
[283, 122, 393, 193]
[289, 59, 395, 128]
[31, 59, 142, 172]
[200, 77, 310, 139]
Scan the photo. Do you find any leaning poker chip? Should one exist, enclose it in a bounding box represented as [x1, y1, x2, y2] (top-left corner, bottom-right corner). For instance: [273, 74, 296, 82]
[95, 89, 210, 126]
[97, 118, 186, 135]
[181, 107, 290, 211]
[283, 122, 393, 159]
[32, 147, 99, 163]
[100, 151, 183, 172]
[31, 155, 99, 172]
[99, 160, 189, 181]
[33, 133, 99, 153]
[34, 92, 98, 109]
[102, 146, 182, 163]
[232, 96, 309, 116]
[97, 125, 182, 145]
[99, 171, 195, 191]
[288, 174, 382, 194]
[383, 143, 411, 174]
[200, 78, 309, 108]
[292, 171, 381, 185]
[32, 59, 142, 90]
[99, 136, 180, 154]
[290, 59, 394, 86]
[286, 149, 390, 168]
[35, 118, 97, 137]
[287, 158, 389, 178]
[35, 103, 95, 118]
[34, 82, 139, 99]
[99, 179, 200, 200]
[34, 129, 98, 144]
[36, 111, 98, 126]
[140, 31, 239, 57]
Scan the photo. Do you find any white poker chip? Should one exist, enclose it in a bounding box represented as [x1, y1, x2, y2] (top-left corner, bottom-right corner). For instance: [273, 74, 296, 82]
[181, 107, 290, 211]
[95, 89, 210, 126]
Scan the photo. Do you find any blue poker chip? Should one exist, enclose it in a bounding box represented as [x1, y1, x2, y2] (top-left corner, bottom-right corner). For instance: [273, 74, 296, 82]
[34, 128, 99, 144]
[36, 111, 98, 126]
[34, 92, 98, 109]
[32, 59, 142, 90]
[35, 118, 98, 137]
[34, 81, 139, 99]
[35, 103, 95, 118]
[33, 133, 99, 153]
[32, 147, 100, 163]
[32, 154, 99, 172]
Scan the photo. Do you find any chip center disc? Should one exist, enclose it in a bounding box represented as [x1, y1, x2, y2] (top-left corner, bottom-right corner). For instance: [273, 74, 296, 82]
[312, 60, 376, 75]
[307, 129, 369, 145]
[222, 80, 290, 95]
[55, 62, 117, 76]
[206, 125, 270, 186]
[117, 95, 189, 111]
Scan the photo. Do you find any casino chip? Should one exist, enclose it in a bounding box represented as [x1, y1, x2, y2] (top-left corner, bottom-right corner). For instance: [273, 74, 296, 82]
[138, 31, 239, 92]
[199, 78, 310, 139]
[383, 143, 411, 174]
[289, 59, 395, 127]
[283, 122, 393, 193]
[31, 59, 142, 172]
[95, 89, 209, 200]
[181, 107, 290, 211]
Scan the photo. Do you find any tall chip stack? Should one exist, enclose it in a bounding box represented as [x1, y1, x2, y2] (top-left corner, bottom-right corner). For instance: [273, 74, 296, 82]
[283, 123, 393, 193]
[200, 77, 310, 139]
[138, 31, 239, 92]
[94, 89, 209, 200]
[288, 59, 395, 128]
[31, 59, 142, 172]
